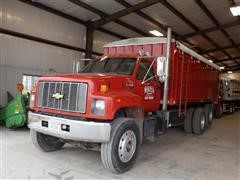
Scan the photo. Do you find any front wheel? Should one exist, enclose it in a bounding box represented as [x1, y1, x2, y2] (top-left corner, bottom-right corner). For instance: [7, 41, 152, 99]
[30, 130, 65, 152]
[101, 118, 140, 173]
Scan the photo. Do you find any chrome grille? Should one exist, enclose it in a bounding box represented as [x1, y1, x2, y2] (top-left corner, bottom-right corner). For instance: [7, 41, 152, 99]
[37, 82, 88, 113]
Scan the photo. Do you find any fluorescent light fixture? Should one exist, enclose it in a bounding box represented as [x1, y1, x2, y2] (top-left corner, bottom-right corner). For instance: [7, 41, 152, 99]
[227, 71, 233, 74]
[149, 30, 163, 37]
[220, 66, 225, 70]
[209, 60, 213, 63]
[230, 5, 240, 16]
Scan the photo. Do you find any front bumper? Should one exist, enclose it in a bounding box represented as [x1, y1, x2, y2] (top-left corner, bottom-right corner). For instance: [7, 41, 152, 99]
[28, 112, 111, 143]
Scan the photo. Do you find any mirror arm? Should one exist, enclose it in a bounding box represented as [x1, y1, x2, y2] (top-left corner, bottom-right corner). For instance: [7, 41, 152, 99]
[142, 57, 157, 84]
[141, 75, 158, 84]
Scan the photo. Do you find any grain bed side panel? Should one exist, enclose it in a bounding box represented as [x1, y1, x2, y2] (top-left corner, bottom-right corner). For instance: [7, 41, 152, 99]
[168, 47, 219, 105]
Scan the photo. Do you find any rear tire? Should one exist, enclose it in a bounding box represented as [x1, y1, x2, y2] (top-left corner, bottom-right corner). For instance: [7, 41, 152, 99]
[192, 108, 206, 135]
[184, 107, 195, 133]
[215, 105, 223, 119]
[229, 104, 235, 114]
[30, 130, 65, 152]
[101, 118, 140, 174]
[204, 104, 214, 126]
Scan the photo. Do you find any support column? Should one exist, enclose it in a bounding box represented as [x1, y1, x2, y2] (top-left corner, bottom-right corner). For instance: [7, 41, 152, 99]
[162, 27, 172, 111]
[85, 24, 94, 58]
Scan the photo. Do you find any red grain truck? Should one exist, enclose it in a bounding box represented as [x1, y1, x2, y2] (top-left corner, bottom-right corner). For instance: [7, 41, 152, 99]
[28, 28, 220, 173]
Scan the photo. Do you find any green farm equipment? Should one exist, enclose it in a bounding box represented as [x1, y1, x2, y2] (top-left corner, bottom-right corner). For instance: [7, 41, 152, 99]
[0, 93, 29, 129]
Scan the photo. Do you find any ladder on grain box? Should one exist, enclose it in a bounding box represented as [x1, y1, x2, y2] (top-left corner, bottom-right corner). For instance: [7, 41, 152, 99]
[178, 53, 190, 117]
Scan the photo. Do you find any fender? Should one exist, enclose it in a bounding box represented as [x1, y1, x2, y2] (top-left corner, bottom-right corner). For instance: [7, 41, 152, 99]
[107, 91, 143, 119]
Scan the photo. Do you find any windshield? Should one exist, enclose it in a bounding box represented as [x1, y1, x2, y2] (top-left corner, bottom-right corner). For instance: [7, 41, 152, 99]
[80, 58, 137, 75]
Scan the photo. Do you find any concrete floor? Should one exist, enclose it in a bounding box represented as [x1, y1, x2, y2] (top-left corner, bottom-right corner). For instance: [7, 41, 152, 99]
[1, 112, 239, 179]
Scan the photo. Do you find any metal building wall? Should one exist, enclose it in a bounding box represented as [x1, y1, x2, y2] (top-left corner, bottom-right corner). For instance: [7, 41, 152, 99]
[93, 31, 120, 54]
[0, 0, 86, 48]
[221, 72, 240, 80]
[0, 0, 86, 105]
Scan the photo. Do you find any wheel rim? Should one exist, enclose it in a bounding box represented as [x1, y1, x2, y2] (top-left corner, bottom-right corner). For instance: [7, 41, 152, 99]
[118, 130, 137, 163]
[200, 115, 205, 130]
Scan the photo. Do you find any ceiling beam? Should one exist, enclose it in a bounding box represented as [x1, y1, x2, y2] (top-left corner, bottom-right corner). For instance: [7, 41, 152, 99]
[182, 20, 240, 38]
[116, 0, 239, 43]
[68, 0, 148, 36]
[69, 0, 106, 18]
[194, 0, 240, 65]
[0, 27, 87, 53]
[115, 0, 191, 41]
[116, 0, 228, 66]
[85, 24, 94, 58]
[160, 0, 198, 30]
[98, 27, 127, 39]
[160, 0, 233, 65]
[203, 43, 240, 53]
[91, 0, 160, 28]
[115, 0, 183, 38]
[223, 65, 240, 72]
[115, 0, 165, 32]
[216, 56, 240, 63]
[19, 0, 226, 66]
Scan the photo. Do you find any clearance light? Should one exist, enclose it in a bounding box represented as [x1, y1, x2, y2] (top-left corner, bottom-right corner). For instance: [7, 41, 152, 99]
[230, 5, 240, 16]
[220, 67, 225, 70]
[33, 81, 38, 88]
[100, 84, 108, 93]
[228, 71, 233, 74]
[149, 30, 163, 37]
[209, 60, 213, 63]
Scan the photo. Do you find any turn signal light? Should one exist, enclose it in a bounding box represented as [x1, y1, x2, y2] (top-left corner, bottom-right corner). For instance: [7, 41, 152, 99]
[33, 81, 38, 89]
[100, 84, 108, 93]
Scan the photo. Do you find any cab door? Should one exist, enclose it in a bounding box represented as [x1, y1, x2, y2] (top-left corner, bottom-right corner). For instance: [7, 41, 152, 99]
[133, 58, 161, 112]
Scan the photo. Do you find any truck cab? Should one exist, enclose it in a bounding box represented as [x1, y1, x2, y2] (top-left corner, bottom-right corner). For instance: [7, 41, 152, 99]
[79, 55, 161, 113]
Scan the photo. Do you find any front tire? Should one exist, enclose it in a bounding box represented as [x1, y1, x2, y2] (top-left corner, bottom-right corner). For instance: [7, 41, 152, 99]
[30, 130, 65, 152]
[101, 118, 140, 173]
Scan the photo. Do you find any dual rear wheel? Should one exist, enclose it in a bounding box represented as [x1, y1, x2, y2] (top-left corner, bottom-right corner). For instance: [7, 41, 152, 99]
[184, 104, 213, 134]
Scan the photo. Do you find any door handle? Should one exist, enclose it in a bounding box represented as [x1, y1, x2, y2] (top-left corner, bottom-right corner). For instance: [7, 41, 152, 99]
[156, 85, 161, 89]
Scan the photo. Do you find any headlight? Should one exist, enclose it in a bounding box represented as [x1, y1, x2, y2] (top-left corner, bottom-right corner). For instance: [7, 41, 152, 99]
[91, 99, 105, 116]
[29, 94, 35, 108]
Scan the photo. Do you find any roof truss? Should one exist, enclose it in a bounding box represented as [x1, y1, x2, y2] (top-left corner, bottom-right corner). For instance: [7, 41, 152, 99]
[18, 0, 240, 71]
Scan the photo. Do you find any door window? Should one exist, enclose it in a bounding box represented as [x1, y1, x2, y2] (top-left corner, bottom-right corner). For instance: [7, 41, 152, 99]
[136, 60, 155, 80]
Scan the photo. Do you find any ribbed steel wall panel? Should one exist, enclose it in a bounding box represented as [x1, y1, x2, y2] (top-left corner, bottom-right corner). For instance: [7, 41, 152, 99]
[0, 0, 86, 49]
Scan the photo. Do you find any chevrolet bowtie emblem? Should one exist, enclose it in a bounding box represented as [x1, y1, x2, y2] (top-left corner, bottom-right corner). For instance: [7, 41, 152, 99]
[52, 93, 64, 99]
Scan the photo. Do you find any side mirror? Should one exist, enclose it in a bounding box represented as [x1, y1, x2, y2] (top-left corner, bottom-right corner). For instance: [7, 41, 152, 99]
[157, 56, 166, 83]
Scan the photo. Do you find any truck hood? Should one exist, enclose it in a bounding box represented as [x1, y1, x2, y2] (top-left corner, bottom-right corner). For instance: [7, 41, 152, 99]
[38, 73, 134, 90]
[39, 73, 131, 81]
